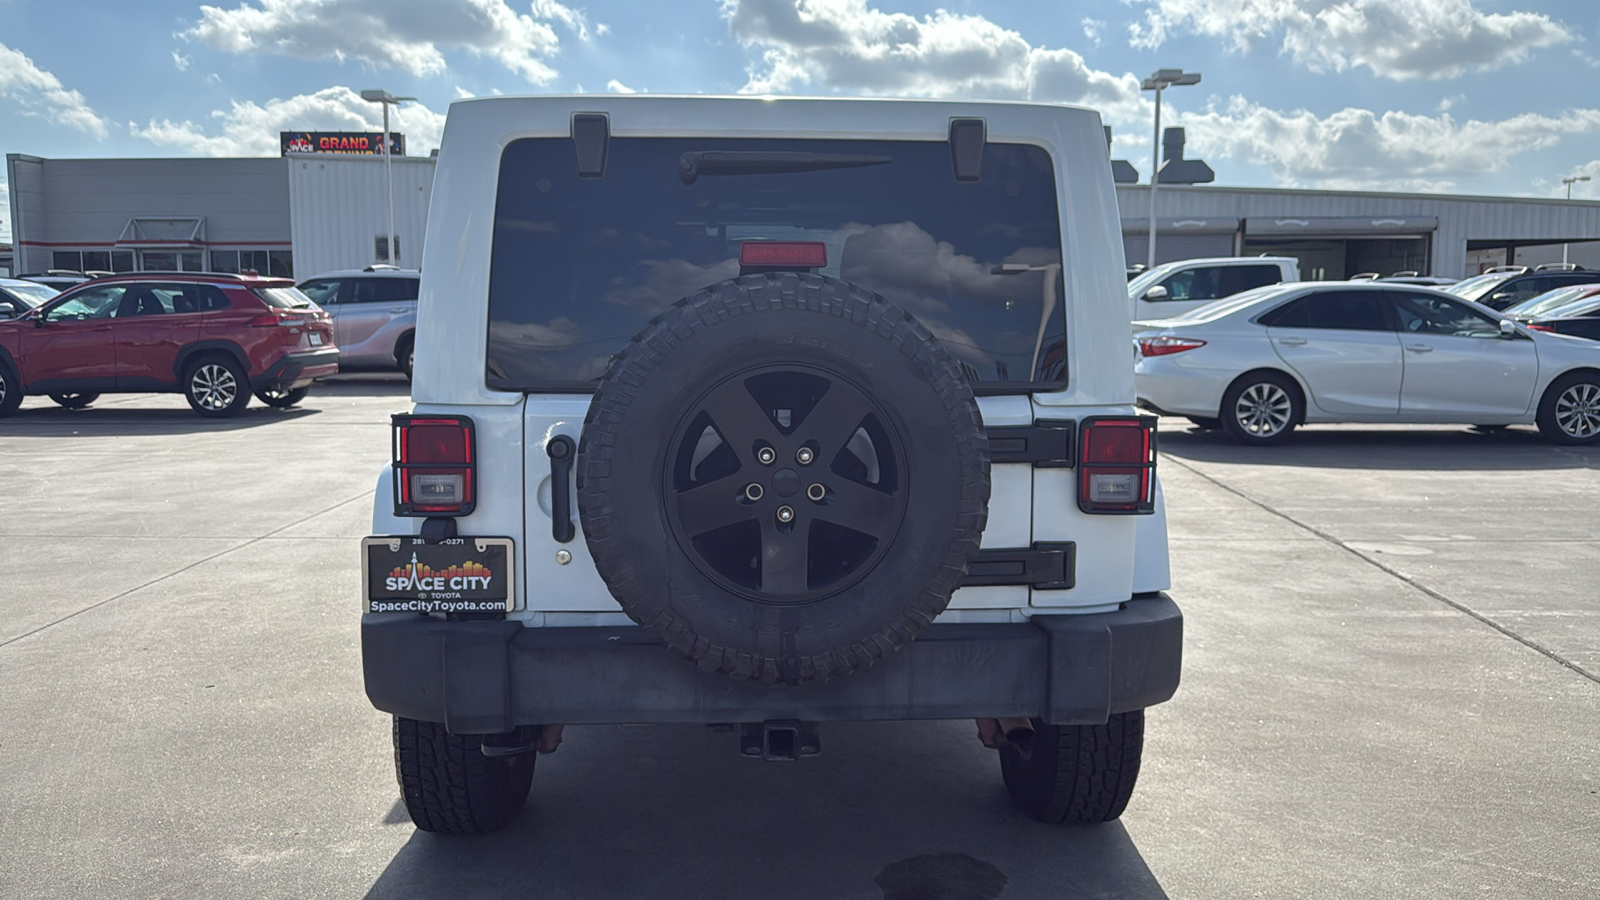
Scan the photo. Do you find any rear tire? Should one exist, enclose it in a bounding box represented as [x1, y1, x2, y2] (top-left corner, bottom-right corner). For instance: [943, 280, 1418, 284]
[393, 717, 535, 835]
[1221, 372, 1300, 445]
[183, 355, 251, 418]
[0, 366, 22, 417]
[1536, 371, 1600, 445]
[253, 386, 310, 408]
[49, 392, 100, 409]
[1000, 711, 1145, 825]
[397, 334, 414, 381]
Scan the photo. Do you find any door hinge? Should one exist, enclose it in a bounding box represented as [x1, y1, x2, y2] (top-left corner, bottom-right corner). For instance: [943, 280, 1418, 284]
[961, 542, 1075, 590]
[986, 420, 1074, 467]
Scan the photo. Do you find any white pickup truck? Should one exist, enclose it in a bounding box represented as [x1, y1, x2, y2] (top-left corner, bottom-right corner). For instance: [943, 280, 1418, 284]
[1129, 256, 1301, 321]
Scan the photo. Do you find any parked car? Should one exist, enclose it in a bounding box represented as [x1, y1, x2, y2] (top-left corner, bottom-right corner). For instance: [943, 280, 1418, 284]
[1521, 295, 1600, 342]
[1501, 283, 1600, 321]
[1376, 274, 1459, 287]
[295, 265, 418, 378]
[0, 278, 58, 318]
[1127, 256, 1300, 322]
[1444, 265, 1599, 311]
[0, 272, 338, 417]
[361, 95, 1180, 836]
[1133, 282, 1600, 444]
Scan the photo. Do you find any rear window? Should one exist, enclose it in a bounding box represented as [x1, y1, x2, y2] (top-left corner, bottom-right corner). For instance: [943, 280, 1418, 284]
[486, 137, 1066, 393]
[254, 287, 313, 309]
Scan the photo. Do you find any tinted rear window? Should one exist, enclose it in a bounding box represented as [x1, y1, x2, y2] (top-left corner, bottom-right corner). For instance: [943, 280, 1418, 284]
[1259, 290, 1392, 331]
[254, 287, 312, 309]
[486, 137, 1066, 393]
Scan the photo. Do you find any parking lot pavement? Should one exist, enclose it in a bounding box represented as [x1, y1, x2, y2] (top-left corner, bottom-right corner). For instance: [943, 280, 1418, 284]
[1, 390, 1596, 899]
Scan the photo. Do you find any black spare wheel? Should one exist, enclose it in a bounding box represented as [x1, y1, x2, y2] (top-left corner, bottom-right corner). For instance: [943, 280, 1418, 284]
[578, 273, 989, 685]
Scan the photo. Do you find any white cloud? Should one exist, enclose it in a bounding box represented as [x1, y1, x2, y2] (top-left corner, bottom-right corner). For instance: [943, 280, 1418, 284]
[1179, 97, 1600, 191]
[1129, 0, 1571, 80]
[130, 85, 446, 157]
[605, 79, 636, 93]
[720, 0, 1144, 118]
[0, 41, 110, 139]
[173, 49, 192, 71]
[1082, 18, 1104, 47]
[184, 0, 593, 83]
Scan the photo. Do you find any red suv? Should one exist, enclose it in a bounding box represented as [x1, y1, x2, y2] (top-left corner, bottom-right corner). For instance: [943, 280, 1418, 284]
[0, 273, 338, 418]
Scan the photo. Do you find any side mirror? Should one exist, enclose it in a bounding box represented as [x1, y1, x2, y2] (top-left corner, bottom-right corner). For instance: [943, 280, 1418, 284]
[1142, 285, 1170, 302]
[1499, 318, 1518, 338]
[0, 302, 16, 317]
[1490, 292, 1513, 303]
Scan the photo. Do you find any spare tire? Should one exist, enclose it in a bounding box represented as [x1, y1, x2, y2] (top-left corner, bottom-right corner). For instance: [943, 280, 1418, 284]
[578, 273, 989, 685]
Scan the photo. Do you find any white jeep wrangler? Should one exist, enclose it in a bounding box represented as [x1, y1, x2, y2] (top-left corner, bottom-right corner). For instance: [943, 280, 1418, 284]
[362, 95, 1182, 835]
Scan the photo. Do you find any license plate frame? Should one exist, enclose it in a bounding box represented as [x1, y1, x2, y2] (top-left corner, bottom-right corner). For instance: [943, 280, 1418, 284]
[362, 536, 515, 614]
[308, 331, 325, 346]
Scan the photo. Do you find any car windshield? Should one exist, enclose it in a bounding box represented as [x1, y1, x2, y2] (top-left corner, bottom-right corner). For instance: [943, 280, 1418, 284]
[1445, 272, 1513, 303]
[1126, 264, 1175, 298]
[1539, 296, 1600, 319]
[1168, 285, 1289, 323]
[255, 286, 314, 309]
[2, 282, 58, 307]
[486, 136, 1067, 393]
[1503, 285, 1600, 318]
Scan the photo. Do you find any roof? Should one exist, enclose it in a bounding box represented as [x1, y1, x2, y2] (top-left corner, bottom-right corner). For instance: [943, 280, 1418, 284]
[299, 267, 420, 280]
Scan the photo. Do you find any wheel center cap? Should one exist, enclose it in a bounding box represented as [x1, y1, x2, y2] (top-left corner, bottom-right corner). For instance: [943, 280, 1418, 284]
[772, 468, 801, 497]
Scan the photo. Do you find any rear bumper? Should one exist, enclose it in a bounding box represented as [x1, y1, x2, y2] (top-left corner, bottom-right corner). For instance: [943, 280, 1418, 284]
[361, 593, 1183, 733]
[253, 347, 340, 389]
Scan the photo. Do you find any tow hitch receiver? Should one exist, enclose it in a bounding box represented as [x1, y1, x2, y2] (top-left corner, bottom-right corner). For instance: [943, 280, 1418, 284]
[739, 720, 821, 761]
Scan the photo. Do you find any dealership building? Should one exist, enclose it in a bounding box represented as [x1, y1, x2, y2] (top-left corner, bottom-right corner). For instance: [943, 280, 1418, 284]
[7, 140, 1600, 281]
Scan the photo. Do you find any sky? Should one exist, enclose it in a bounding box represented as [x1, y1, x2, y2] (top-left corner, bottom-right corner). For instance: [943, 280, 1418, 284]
[3, 0, 1599, 242]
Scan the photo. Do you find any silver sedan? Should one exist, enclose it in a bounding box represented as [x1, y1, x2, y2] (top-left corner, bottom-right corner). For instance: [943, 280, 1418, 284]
[1133, 282, 1600, 445]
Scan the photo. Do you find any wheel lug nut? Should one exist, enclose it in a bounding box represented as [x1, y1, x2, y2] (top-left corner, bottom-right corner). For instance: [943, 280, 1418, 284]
[776, 505, 795, 523]
[757, 447, 776, 465]
[806, 483, 826, 502]
[796, 447, 815, 465]
[744, 483, 764, 501]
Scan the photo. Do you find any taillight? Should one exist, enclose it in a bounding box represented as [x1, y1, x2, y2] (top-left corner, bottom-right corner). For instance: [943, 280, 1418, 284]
[1526, 324, 1555, 333]
[739, 241, 827, 268]
[392, 414, 476, 516]
[246, 313, 292, 327]
[1078, 417, 1156, 515]
[1138, 336, 1206, 357]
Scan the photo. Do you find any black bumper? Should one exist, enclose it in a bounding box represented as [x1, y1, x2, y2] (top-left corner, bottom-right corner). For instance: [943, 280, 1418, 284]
[362, 594, 1182, 734]
[252, 347, 340, 389]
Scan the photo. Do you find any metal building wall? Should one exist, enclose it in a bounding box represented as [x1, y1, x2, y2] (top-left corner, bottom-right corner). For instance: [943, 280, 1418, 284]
[6, 155, 289, 274]
[1116, 185, 1600, 278]
[288, 155, 434, 278]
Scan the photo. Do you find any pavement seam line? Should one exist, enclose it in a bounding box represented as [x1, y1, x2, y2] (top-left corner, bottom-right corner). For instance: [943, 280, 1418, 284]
[0, 490, 376, 650]
[1161, 454, 1600, 687]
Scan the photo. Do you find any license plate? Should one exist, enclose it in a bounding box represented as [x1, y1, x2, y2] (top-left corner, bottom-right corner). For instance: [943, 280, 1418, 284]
[362, 536, 514, 614]
[309, 332, 325, 346]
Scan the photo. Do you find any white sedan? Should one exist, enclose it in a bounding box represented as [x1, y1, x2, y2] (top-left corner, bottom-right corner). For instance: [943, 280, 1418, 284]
[1132, 282, 1600, 445]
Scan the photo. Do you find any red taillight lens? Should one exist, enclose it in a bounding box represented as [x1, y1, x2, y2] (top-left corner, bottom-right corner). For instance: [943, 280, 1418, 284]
[1526, 324, 1555, 333]
[739, 241, 827, 268]
[393, 415, 476, 516]
[1078, 417, 1156, 514]
[246, 313, 290, 327]
[1138, 336, 1206, 357]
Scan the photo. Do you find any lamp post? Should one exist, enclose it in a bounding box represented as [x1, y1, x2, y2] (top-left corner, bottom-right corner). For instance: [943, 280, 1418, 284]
[1562, 175, 1590, 265]
[1141, 69, 1201, 270]
[360, 89, 416, 265]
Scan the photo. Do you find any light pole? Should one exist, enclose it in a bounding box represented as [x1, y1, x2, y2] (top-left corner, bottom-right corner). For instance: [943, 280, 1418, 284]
[1562, 175, 1590, 265]
[1141, 69, 1201, 270]
[360, 89, 416, 265]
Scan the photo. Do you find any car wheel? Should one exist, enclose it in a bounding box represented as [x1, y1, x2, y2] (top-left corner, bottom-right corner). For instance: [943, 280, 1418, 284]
[1536, 371, 1600, 445]
[393, 717, 534, 835]
[578, 273, 989, 685]
[0, 366, 22, 417]
[183, 356, 250, 418]
[253, 385, 310, 408]
[1185, 415, 1221, 431]
[397, 334, 414, 381]
[1221, 372, 1300, 445]
[49, 392, 100, 409]
[999, 711, 1145, 824]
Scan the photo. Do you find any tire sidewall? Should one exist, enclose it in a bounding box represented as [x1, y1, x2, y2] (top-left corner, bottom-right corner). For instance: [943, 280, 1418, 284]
[0, 366, 21, 415]
[579, 275, 987, 683]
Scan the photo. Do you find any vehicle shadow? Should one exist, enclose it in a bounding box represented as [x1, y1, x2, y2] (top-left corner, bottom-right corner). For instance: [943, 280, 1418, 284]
[1157, 420, 1600, 472]
[362, 722, 1170, 900]
[0, 402, 320, 436]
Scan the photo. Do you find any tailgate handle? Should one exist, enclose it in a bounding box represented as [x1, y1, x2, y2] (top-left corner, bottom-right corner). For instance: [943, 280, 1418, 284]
[546, 436, 576, 543]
